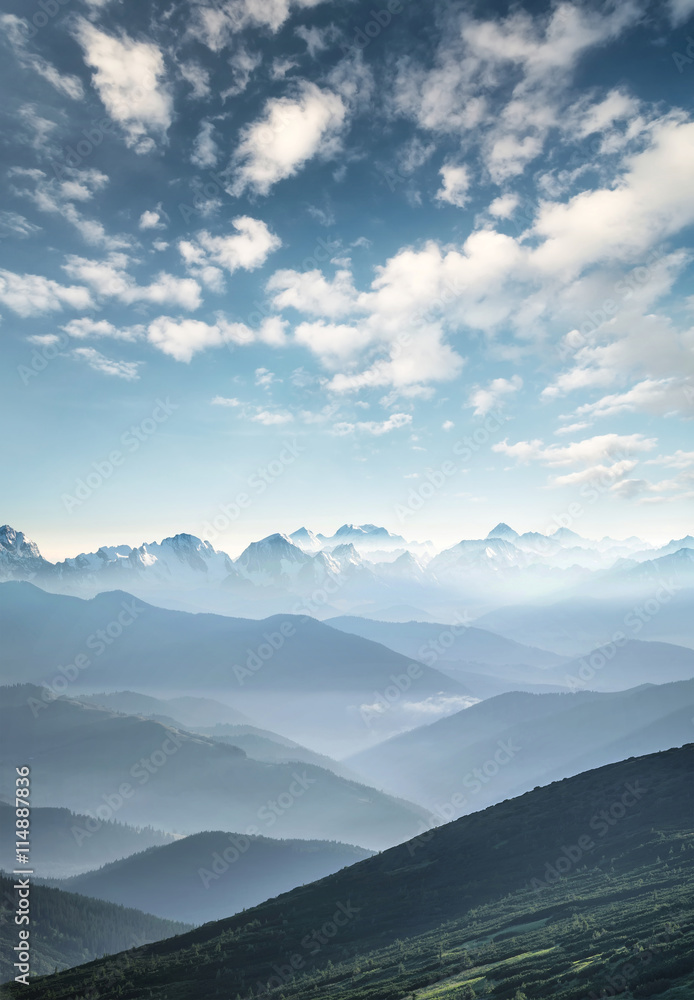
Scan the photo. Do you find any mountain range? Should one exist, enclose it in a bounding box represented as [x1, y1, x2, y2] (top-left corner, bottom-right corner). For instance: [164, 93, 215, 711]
[44, 832, 373, 925]
[2, 521, 693, 621]
[0, 685, 428, 850]
[0, 800, 175, 879]
[347, 678, 694, 813]
[0, 582, 474, 753]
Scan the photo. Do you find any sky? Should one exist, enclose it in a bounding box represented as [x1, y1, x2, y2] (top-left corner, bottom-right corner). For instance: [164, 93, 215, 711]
[1, 0, 694, 561]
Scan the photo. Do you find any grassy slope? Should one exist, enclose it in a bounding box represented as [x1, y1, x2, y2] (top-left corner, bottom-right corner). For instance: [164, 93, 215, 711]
[5, 744, 693, 999]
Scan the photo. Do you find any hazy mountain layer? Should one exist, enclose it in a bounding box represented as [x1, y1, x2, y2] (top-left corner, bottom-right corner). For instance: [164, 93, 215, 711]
[47, 832, 373, 925]
[0, 686, 428, 850]
[346, 680, 694, 813]
[0, 801, 175, 878]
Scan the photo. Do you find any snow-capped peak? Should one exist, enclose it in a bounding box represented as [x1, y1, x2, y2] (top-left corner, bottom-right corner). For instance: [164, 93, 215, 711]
[0, 525, 43, 561]
[486, 522, 519, 541]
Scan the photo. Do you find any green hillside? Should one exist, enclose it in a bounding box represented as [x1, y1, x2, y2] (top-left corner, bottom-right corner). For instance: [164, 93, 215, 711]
[0, 874, 190, 983]
[6, 744, 693, 999]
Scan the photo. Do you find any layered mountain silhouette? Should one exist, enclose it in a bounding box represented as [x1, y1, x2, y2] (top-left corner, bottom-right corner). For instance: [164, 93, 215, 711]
[10, 744, 693, 999]
[347, 679, 694, 813]
[46, 832, 373, 925]
[0, 686, 428, 850]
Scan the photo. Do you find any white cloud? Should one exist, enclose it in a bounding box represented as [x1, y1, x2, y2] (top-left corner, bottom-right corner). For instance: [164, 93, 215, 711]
[295, 24, 339, 58]
[0, 211, 40, 238]
[493, 432, 657, 490]
[646, 450, 694, 470]
[468, 375, 522, 416]
[493, 432, 657, 468]
[139, 209, 165, 230]
[531, 119, 694, 279]
[191, 121, 218, 168]
[669, 0, 694, 25]
[230, 82, 346, 196]
[570, 88, 640, 140]
[575, 378, 694, 420]
[180, 61, 211, 99]
[211, 396, 242, 407]
[555, 421, 590, 435]
[11, 167, 131, 251]
[1, 15, 84, 99]
[61, 318, 142, 341]
[435, 163, 470, 208]
[148, 314, 287, 362]
[488, 193, 520, 218]
[251, 409, 294, 425]
[268, 268, 357, 318]
[294, 320, 372, 366]
[0, 270, 92, 317]
[188, 0, 326, 50]
[222, 46, 262, 100]
[62, 254, 201, 311]
[179, 218, 281, 287]
[73, 347, 142, 380]
[74, 20, 173, 152]
[211, 396, 294, 425]
[332, 413, 413, 436]
[392, 2, 641, 183]
[442, 420, 454, 431]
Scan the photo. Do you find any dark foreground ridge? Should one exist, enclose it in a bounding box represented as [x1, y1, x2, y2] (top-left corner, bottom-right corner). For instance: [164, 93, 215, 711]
[5, 744, 694, 999]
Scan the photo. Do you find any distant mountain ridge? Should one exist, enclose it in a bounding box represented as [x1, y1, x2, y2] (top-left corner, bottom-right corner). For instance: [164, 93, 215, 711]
[0, 684, 430, 850]
[45, 831, 374, 925]
[2, 521, 689, 619]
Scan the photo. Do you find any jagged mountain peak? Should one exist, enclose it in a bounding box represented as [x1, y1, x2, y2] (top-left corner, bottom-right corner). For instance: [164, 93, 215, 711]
[486, 522, 518, 540]
[0, 524, 43, 559]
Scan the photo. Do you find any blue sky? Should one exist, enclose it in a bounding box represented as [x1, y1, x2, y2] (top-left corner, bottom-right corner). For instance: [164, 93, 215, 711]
[2, 0, 694, 560]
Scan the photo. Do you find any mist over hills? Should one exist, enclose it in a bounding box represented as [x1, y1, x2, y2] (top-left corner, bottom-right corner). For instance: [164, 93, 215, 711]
[45, 832, 374, 925]
[0, 582, 475, 753]
[347, 679, 694, 813]
[476, 588, 694, 655]
[0, 801, 175, 879]
[10, 744, 694, 1000]
[77, 691, 358, 779]
[75, 690, 254, 727]
[0, 685, 428, 850]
